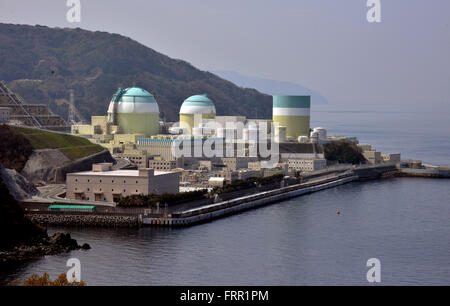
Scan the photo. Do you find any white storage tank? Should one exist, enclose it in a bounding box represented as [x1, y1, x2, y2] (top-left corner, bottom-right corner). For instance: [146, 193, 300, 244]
[313, 127, 327, 140]
[298, 136, 309, 143]
[310, 131, 319, 143]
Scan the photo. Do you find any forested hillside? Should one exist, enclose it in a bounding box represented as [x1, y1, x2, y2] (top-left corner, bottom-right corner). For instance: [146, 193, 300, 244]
[0, 23, 272, 122]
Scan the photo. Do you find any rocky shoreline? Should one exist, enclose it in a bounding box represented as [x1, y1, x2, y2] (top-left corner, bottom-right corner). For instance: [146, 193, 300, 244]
[28, 214, 142, 228]
[0, 232, 90, 265]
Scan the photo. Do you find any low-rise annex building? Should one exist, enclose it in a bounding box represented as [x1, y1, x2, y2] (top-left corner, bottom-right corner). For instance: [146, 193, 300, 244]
[148, 158, 178, 171]
[66, 163, 180, 203]
[119, 148, 149, 168]
[381, 153, 401, 163]
[362, 150, 382, 164]
[287, 158, 327, 172]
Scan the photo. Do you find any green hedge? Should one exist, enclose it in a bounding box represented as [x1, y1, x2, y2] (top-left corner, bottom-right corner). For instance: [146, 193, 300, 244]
[117, 189, 208, 208]
[212, 174, 285, 194]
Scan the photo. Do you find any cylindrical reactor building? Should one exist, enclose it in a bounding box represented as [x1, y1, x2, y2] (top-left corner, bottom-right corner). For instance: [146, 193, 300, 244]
[272, 95, 310, 139]
[107, 87, 160, 137]
[179, 94, 216, 134]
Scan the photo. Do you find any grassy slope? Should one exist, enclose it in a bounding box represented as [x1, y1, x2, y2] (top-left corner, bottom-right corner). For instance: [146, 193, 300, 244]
[9, 126, 105, 161]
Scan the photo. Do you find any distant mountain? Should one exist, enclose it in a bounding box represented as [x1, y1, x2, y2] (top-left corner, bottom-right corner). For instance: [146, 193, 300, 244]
[212, 70, 328, 105]
[0, 23, 273, 122]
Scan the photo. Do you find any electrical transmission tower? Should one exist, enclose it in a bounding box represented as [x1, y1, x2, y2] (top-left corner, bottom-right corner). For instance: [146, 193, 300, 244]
[68, 89, 76, 124]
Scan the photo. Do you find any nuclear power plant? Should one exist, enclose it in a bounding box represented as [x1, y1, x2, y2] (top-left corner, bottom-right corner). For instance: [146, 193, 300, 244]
[71, 87, 329, 153]
[71, 86, 401, 189]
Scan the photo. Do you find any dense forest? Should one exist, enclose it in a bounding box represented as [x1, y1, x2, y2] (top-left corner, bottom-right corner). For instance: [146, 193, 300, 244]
[0, 23, 272, 122]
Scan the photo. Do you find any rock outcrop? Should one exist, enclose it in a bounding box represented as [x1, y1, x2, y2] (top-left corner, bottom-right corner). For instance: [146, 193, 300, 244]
[0, 169, 89, 265]
[0, 233, 89, 265]
[21, 148, 115, 184]
[0, 165, 37, 200]
[21, 149, 70, 184]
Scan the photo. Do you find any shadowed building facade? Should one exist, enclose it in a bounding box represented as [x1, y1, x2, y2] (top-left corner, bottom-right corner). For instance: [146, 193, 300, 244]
[66, 163, 179, 203]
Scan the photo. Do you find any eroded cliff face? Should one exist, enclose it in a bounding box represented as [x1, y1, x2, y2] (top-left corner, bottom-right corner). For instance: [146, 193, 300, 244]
[21, 149, 70, 184]
[20, 148, 115, 184]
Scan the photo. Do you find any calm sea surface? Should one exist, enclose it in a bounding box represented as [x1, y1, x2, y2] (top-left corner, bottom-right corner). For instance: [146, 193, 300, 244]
[1, 110, 449, 285]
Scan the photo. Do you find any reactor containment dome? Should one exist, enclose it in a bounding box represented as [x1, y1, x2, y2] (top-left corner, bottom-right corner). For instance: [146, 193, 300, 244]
[179, 94, 216, 134]
[107, 87, 160, 137]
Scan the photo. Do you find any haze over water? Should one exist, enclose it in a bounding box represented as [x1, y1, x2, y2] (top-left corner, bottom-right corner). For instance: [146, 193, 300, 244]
[1, 110, 450, 285]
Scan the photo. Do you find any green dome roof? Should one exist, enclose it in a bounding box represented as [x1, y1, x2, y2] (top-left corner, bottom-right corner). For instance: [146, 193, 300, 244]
[180, 94, 216, 115]
[111, 87, 157, 103]
[183, 94, 214, 106]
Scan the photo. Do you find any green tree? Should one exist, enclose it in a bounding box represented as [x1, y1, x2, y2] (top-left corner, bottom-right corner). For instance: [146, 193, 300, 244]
[324, 141, 366, 164]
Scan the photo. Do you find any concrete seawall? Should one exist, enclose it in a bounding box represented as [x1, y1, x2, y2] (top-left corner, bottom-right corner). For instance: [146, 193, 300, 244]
[399, 168, 450, 178]
[143, 175, 358, 227]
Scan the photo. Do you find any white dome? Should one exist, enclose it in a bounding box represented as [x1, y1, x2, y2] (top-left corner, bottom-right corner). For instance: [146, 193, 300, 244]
[180, 94, 216, 115]
[107, 87, 159, 114]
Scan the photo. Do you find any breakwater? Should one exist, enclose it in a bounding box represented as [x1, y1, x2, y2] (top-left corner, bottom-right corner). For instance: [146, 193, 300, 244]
[29, 214, 142, 228]
[398, 167, 450, 178]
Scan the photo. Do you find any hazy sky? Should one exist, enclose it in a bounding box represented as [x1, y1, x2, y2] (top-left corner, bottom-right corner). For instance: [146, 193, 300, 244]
[1, 0, 449, 112]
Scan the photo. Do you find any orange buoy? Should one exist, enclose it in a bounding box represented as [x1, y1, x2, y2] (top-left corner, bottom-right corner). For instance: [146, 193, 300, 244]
[337, 208, 340, 215]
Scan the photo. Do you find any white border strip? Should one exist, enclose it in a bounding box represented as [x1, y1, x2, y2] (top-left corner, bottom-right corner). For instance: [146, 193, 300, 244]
[273, 107, 310, 116]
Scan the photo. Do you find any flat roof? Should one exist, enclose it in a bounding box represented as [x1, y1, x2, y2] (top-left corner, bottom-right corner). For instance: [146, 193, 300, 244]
[49, 205, 95, 209]
[67, 169, 172, 177]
